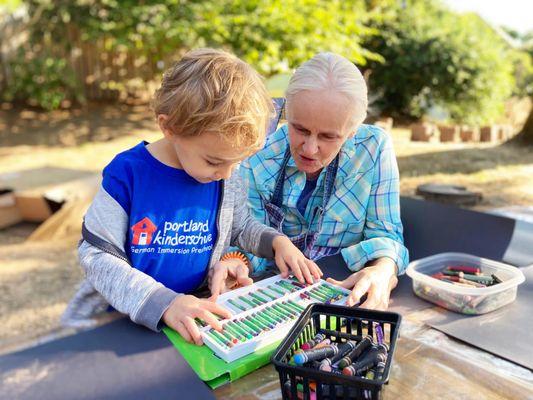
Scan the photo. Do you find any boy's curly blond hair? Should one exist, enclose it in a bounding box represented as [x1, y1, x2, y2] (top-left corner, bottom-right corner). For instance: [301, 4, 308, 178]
[152, 48, 273, 150]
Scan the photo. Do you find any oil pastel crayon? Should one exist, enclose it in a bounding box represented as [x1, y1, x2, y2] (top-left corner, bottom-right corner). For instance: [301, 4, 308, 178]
[293, 344, 338, 365]
[447, 265, 481, 274]
[227, 298, 247, 312]
[342, 351, 386, 376]
[319, 340, 357, 371]
[337, 335, 373, 368]
[301, 333, 326, 350]
[374, 361, 386, 380]
[227, 320, 253, 340]
[342, 343, 389, 375]
[375, 323, 384, 345]
[257, 288, 277, 301]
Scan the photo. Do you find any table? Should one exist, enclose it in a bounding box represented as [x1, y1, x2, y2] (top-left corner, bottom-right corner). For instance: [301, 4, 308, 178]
[213, 307, 533, 400]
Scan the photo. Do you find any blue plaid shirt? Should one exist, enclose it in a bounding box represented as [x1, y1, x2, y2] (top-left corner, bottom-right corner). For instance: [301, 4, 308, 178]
[240, 123, 409, 274]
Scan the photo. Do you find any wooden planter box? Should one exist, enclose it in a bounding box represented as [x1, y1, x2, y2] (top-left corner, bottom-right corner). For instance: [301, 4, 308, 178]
[480, 125, 499, 142]
[438, 125, 460, 142]
[460, 126, 480, 142]
[411, 122, 437, 142]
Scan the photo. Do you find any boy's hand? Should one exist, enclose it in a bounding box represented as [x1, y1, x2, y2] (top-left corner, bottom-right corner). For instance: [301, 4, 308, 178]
[162, 295, 232, 345]
[272, 235, 322, 284]
[209, 259, 253, 301]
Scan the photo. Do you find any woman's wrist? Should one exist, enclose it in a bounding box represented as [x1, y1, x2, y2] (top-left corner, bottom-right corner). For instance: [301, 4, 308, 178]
[366, 257, 398, 276]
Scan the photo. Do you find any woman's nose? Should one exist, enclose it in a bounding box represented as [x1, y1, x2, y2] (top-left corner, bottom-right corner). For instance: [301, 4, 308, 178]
[302, 137, 318, 155]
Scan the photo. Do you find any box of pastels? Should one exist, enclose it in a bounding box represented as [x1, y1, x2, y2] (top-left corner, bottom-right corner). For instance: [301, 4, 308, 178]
[200, 275, 352, 363]
[272, 304, 401, 400]
[406, 252, 525, 315]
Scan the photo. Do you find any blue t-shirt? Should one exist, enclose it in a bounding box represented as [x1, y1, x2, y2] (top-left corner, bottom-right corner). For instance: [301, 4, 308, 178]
[296, 177, 318, 217]
[102, 142, 220, 293]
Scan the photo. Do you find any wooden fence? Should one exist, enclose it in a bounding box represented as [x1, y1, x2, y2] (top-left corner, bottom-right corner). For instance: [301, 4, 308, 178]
[0, 12, 160, 102]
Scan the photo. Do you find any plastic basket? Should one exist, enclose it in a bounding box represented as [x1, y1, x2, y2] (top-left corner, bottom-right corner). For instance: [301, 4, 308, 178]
[272, 304, 401, 400]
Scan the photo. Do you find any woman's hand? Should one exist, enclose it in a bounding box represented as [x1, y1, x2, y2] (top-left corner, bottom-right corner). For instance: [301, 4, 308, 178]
[272, 235, 323, 284]
[327, 257, 398, 309]
[208, 259, 253, 301]
[162, 295, 232, 345]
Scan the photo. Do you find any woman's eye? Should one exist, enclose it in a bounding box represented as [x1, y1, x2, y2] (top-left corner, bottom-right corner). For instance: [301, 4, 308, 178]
[206, 160, 220, 166]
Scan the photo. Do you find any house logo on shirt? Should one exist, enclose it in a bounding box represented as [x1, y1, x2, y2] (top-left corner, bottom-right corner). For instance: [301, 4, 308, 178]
[131, 217, 157, 245]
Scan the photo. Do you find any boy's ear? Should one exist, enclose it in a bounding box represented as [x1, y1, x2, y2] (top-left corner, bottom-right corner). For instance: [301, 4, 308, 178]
[157, 114, 174, 138]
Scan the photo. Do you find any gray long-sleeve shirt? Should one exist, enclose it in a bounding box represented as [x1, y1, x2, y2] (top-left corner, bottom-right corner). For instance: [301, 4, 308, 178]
[62, 169, 281, 331]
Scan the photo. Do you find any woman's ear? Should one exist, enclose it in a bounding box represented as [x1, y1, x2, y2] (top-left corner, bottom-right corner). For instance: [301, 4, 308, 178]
[157, 114, 174, 138]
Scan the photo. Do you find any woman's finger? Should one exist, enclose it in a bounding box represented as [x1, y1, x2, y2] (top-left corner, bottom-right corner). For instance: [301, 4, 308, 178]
[275, 255, 290, 278]
[349, 276, 371, 307]
[298, 259, 314, 284]
[288, 259, 304, 283]
[326, 271, 360, 290]
[307, 259, 323, 279]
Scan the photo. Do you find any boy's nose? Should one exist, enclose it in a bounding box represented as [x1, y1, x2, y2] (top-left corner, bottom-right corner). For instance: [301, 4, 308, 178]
[218, 166, 233, 180]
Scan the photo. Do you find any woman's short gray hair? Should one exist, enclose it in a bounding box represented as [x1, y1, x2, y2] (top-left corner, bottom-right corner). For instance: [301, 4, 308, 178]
[285, 52, 368, 130]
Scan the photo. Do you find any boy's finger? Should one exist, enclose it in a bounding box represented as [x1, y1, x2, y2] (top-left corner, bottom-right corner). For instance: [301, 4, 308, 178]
[209, 266, 227, 301]
[183, 316, 203, 345]
[176, 321, 193, 343]
[199, 309, 223, 331]
[235, 264, 251, 285]
[203, 300, 233, 321]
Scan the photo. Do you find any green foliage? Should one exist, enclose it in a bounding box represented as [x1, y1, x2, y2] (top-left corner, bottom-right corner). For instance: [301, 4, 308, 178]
[4, 0, 377, 109]
[3, 49, 83, 110]
[364, 0, 516, 124]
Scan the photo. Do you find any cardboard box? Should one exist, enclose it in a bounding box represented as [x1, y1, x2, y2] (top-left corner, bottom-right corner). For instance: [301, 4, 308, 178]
[0, 190, 23, 229]
[0, 167, 97, 227]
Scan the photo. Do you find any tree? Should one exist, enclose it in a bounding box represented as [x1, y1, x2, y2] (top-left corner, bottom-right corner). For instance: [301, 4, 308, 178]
[363, 0, 515, 125]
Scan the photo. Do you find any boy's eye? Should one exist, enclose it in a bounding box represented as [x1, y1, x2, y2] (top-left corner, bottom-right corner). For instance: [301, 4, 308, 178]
[206, 159, 221, 166]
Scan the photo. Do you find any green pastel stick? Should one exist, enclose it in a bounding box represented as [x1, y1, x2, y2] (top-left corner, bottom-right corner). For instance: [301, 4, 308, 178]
[249, 292, 268, 304]
[269, 304, 290, 320]
[262, 306, 285, 323]
[277, 302, 299, 316]
[227, 298, 247, 312]
[286, 300, 305, 311]
[232, 319, 256, 336]
[308, 289, 328, 301]
[226, 320, 249, 339]
[256, 309, 279, 325]
[248, 313, 271, 330]
[237, 318, 259, 335]
[223, 323, 245, 342]
[218, 327, 236, 344]
[258, 288, 277, 300]
[205, 329, 228, 347]
[268, 284, 287, 295]
[239, 296, 258, 308]
[242, 316, 264, 333]
[210, 329, 232, 347]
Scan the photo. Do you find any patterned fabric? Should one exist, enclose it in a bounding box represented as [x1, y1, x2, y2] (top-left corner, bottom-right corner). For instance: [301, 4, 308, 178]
[240, 123, 409, 274]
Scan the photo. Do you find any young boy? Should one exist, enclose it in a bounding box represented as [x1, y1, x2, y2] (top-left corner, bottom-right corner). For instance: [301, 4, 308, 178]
[62, 48, 322, 345]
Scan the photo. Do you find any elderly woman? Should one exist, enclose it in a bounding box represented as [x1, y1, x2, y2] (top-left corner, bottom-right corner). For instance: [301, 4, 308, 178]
[240, 53, 409, 310]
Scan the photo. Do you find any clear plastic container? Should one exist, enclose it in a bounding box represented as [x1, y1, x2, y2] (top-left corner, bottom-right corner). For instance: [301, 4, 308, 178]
[406, 253, 525, 314]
